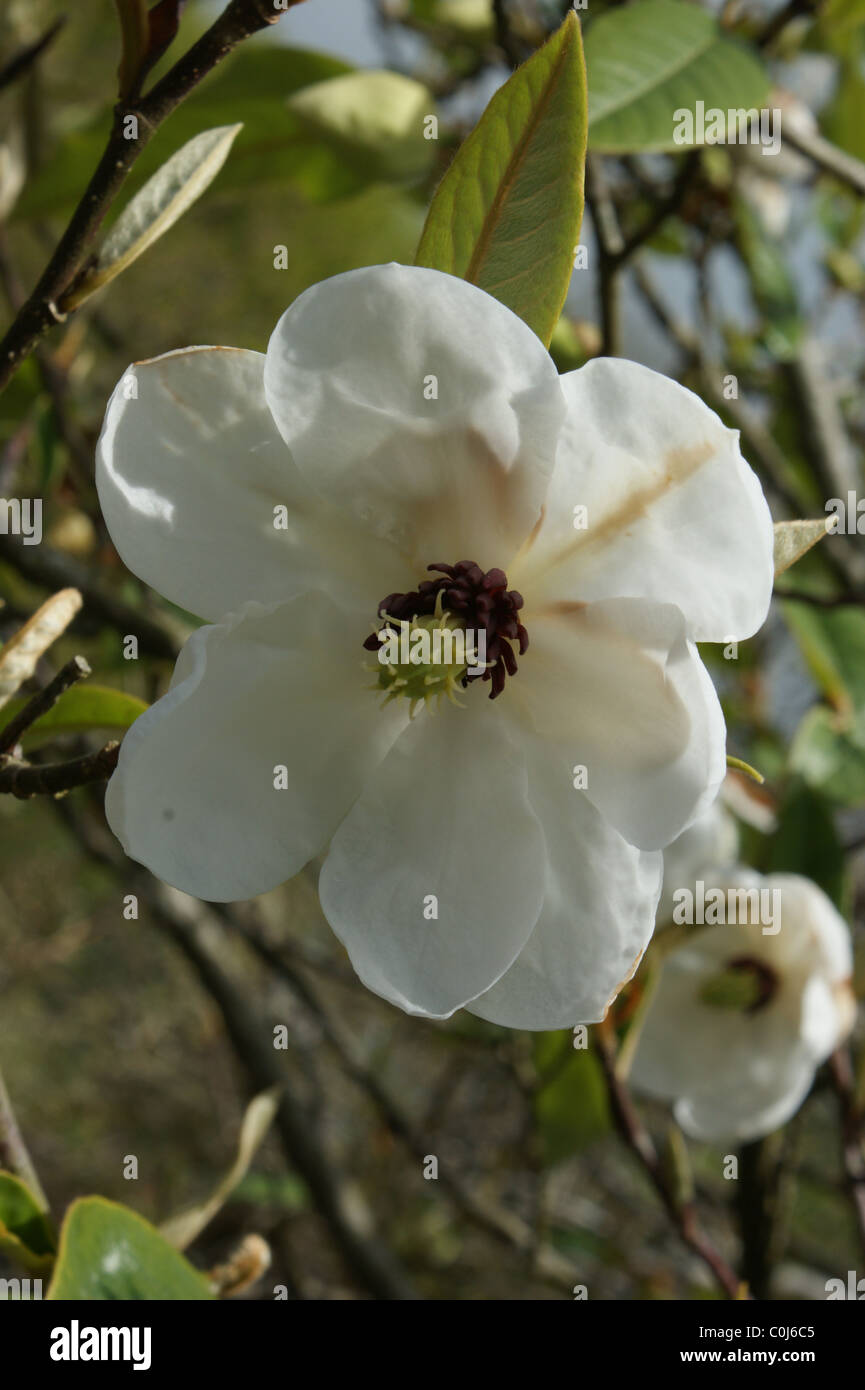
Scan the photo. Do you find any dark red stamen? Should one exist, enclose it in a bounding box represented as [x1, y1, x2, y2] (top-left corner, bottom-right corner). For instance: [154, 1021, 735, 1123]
[363, 560, 528, 699]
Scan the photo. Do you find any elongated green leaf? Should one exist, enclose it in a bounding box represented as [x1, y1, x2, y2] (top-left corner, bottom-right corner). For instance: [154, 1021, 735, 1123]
[773, 517, 837, 576]
[0, 684, 148, 749]
[65, 124, 243, 308]
[415, 11, 587, 345]
[16, 49, 360, 222]
[585, 0, 769, 153]
[0, 1172, 55, 1275]
[47, 1198, 214, 1300]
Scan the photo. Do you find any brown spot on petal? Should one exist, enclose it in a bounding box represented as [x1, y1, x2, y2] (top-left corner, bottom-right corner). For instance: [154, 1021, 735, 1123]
[538, 438, 716, 577]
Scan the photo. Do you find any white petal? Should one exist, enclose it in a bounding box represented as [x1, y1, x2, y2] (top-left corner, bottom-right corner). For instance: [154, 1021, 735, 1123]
[468, 737, 662, 1030]
[263, 264, 565, 569]
[513, 357, 774, 643]
[513, 598, 727, 850]
[658, 797, 739, 922]
[631, 925, 816, 1142]
[319, 700, 546, 1019]
[106, 593, 407, 900]
[673, 1061, 816, 1144]
[96, 346, 404, 621]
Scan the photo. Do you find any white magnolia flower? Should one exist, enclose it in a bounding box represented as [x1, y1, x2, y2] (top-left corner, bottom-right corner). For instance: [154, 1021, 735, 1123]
[96, 263, 773, 1028]
[633, 868, 856, 1141]
[656, 795, 739, 924]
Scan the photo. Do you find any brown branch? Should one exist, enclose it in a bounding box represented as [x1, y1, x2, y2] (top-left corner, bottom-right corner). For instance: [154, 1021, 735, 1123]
[492, 0, 525, 67]
[223, 903, 580, 1292]
[0, 18, 66, 94]
[0, 0, 296, 395]
[0, 740, 119, 798]
[54, 797, 421, 1301]
[829, 1048, 865, 1260]
[0, 653, 91, 752]
[611, 151, 701, 268]
[594, 1026, 746, 1299]
[585, 156, 624, 357]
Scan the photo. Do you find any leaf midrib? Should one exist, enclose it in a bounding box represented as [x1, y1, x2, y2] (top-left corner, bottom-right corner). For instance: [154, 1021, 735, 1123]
[464, 30, 575, 286]
[588, 31, 720, 127]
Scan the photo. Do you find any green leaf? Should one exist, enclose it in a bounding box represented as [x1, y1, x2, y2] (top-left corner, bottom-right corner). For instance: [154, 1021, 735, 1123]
[533, 1033, 610, 1163]
[415, 11, 587, 346]
[0, 1172, 56, 1275]
[822, 61, 865, 164]
[288, 71, 435, 182]
[47, 1198, 215, 1300]
[773, 518, 837, 576]
[585, 0, 769, 153]
[65, 124, 243, 309]
[1, 685, 147, 748]
[790, 706, 865, 808]
[767, 779, 845, 908]
[782, 601, 865, 718]
[14, 49, 368, 223]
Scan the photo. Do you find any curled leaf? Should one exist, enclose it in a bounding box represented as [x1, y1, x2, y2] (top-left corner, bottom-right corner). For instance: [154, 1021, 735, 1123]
[160, 1088, 281, 1250]
[63, 123, 243, 309]
[773, 517, 837, 577]
[0, 589, 82, 710]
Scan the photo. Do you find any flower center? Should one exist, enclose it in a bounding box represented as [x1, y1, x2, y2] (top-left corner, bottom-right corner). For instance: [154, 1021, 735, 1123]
[362, 560, 528, 707]
[698, 955, 779, 1014]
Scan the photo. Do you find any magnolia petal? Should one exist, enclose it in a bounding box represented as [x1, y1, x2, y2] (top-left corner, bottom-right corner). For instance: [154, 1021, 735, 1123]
[319, 700, 546, 1018]
[514, 357, 774, 643]
[105, 593, 407, 900]
[658, 797, 739, 923]
[263, 263, 565, 570]
[673, 1058, 817, 1144]
[97, 346, 403, 621]
[468, 740, 662, 1030]
[513, 598, 727, 850]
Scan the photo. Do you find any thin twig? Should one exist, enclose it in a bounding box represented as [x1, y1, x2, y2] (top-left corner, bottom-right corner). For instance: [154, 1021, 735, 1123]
[492, 0, 524, 67]
[0, 1061, 50, 1211]
[54, 797, 421, 1301]
[585, 156, 624, 357]
[0, 17, 66, 94]
[829, 1048, 865, 1259]
[0, 654, 91, 753]
[224, 904, 581, 1291]
[594, 1026, 745, 1299]
[0, 741, 119, 798]
[0, 0, 296, 394]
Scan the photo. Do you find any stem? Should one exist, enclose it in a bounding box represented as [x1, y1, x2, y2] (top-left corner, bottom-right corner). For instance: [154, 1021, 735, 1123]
[0, 654, 91, 753]
[736, 1136, 782, 1301]
[829, 1048, 865, 1260]
[0, 0, 293, 395]
[594, 1025, 745, 1299]
[0, 741, 119, 797]
[0, 1061, 49, 1211]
